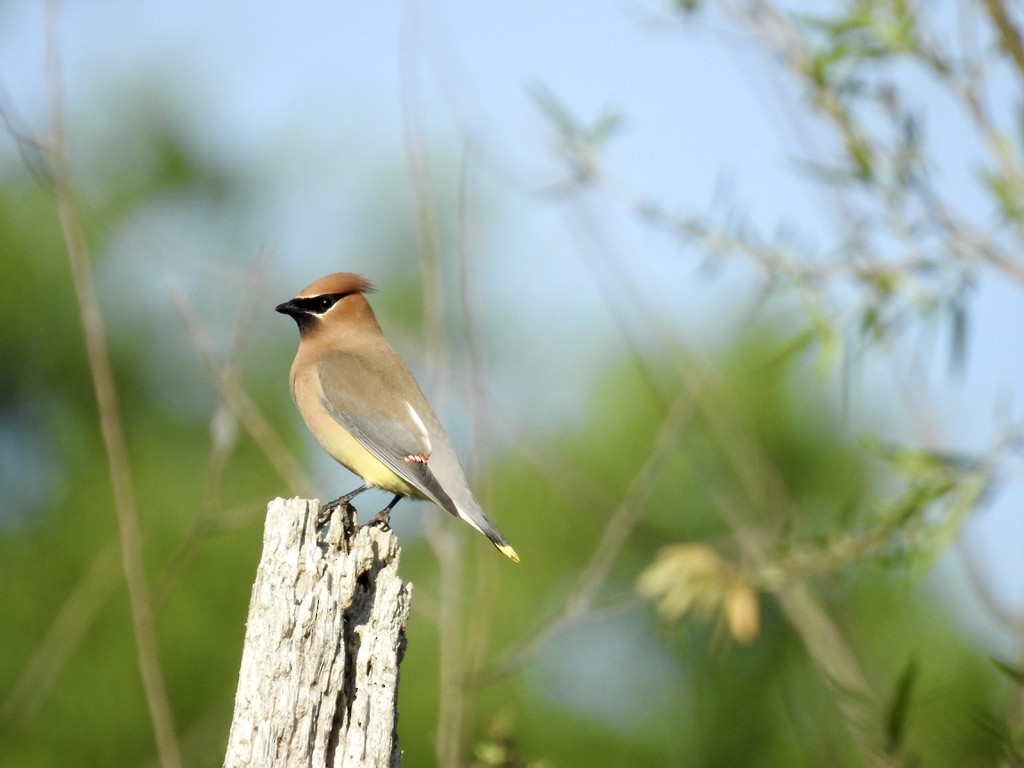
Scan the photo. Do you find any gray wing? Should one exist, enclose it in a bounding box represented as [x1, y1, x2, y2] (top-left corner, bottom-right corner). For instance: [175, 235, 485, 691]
[317, 348, 518, 560]
[314, 349, 461, 515]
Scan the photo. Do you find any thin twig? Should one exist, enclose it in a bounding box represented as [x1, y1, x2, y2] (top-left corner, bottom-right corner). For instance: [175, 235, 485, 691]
[981, 0, 1024, 82]
[155, 254, 276, 608]
[44, 3, 183, 766]
[401, 0, 447, 385]
[170, 287, 314, 497]
[0, 539, 121, 728]
[456, 142, 504, 718]
[401, 4, 466, 764]
[560, 170, 887, 759]
[479, 389, 694, 682]
[0, 496, 265, 730]
[422, 515, 466, 768]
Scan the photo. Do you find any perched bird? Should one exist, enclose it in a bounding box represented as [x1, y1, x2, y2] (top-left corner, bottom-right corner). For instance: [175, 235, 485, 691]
[276, 272, 519, 562]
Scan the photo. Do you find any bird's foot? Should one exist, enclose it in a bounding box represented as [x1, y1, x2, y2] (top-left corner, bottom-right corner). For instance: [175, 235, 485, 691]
[315, 500, 361, 546]
[316, 500, 344, 528]
[363, 509, 392, 532]
[316, 484, 373, 528]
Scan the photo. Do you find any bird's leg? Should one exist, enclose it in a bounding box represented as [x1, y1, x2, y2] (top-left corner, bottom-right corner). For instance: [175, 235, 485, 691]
[364, 494, 403, 531]
[316, 483, 372, 527]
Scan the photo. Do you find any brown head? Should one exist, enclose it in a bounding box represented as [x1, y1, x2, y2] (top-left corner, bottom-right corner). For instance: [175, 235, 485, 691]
[276, 272, 380, 337]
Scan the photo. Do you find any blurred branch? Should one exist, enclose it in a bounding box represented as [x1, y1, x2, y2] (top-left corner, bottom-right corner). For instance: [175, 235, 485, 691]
[401, 5, 465, 765]
[500, 423, 616, 511]
[544, 130, 892, 758]
[926, 193, 1024, 287]
[675, 356, 899, 763]
[980, 0, 1024, 82]
[456, 143, 507, 732]
[160, 260, 262, 601]
[0, 85, 54, 189]
[153, 500, 266, 611]
[505, 0, 1024, 762]
[729, 0, 1024, 285]
[479, 389, 694, 683]
[2, 497, 265, 732]
[760, 453, 994, 588]
[402, 0, 447, 383]
[43, 3, 183, 767]
[423, 515, 467, 768]
[170, 287, 314, 497]
[154, 253, 288, 606]
[0, 540, 121, 728]
[775, 583, 882, 750]
[697, 486, 886, 760]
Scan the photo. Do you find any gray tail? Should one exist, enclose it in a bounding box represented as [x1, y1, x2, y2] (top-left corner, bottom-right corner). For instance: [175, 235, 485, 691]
[453, 501, 519, 563]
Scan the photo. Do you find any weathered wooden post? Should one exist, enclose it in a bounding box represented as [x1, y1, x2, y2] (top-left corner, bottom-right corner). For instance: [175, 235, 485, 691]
[224, 497, 411, 768]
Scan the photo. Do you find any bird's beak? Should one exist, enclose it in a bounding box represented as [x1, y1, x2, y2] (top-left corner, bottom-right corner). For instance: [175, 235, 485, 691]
[275, 299, 300, 316]
[277, 297, 316, 334]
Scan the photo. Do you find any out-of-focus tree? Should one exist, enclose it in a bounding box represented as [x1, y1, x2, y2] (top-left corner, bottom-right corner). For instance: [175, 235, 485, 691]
[2, 2, 1024, 767]
[529, 1, 1024, 765]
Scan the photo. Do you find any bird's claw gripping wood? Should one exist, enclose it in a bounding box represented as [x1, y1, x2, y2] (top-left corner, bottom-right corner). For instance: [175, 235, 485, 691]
[314, 502, 338, 528]
[315, 504, 328, 527]
[318, 503, 392, 531]
[364, 511, 392, 531]
[316, 483, 371, 528]
[362, 493, 402, 532]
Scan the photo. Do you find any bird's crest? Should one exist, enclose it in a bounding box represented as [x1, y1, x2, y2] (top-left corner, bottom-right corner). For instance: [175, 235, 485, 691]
[296, 272, 376, 298]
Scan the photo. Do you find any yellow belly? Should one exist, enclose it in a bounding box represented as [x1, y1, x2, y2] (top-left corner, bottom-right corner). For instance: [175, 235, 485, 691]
[309, 410, 422, 496]
[292, 368, 424, 498]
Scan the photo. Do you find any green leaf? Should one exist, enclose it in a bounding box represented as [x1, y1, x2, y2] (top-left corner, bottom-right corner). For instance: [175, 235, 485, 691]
[980, 168, 1024, 224]
[529, 83, 580, 142]
[885, 658, 918, 754]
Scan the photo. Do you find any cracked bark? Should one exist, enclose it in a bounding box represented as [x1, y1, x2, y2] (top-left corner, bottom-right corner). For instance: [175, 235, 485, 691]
[224, 497, 411, 768]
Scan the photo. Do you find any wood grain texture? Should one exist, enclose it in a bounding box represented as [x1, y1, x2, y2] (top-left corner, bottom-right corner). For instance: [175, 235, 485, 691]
[224, 497, 411, 768]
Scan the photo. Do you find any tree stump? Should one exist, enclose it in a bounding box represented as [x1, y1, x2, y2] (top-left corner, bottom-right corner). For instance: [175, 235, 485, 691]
[224, 497, 412, 768]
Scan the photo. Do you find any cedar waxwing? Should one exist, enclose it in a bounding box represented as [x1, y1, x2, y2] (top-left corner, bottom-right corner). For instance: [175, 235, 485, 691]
[276, 272, 519, 562]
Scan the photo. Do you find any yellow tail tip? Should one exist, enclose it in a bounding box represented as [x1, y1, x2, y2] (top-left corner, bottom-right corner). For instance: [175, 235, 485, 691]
[498, 544, 520, 563]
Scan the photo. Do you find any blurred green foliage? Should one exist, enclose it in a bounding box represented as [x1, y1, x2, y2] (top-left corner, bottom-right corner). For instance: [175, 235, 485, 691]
[0, 131, 1009, 767]
[1, 12, 1021, 760]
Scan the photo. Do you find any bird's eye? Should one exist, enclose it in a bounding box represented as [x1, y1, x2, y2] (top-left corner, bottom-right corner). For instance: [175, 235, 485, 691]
[318, 296, 336, 312]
